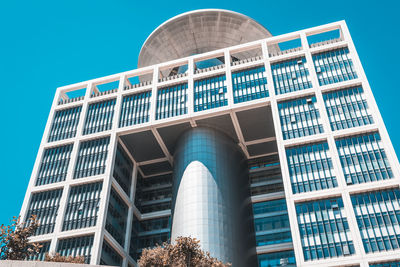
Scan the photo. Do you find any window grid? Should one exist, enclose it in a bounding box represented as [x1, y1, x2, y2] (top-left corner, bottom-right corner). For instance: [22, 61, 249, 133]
[26, 189, 62, 236]
[113, 143, 133, 196]
[257, 250, 296, 267]
[134, 173, 172, 214]
[278, 96, 324, 140]
[156, 83, 188, 120]
[194, 74, 227, 112]
[106, 188, 128, 247]
[336, 132, 393, 185]
[271, 57, 312, 95]
[137, 232, 170, 258]
[74, 137, 110, 179]
[286, 142, 337, 194]
[83, 99, 116, 135]
[36, 144, 73, 186]
[100, 240, 122, 267]
[351, 189, 400, 254]
[57, 235, 94, 264]
[296, 197, 355, 261]
[323, 86, 374, 131]
[48, 106, 82, 142]
[131, 216, 171, 259]
[63, 182, 102, 231]
[119, 91, 151, 127]
[370, 261, 400, 267]
[129, 215, 139, 260]
[313, 47, 358, 86]
[253, 199, 292, 247]
[232, 65, 268, 103]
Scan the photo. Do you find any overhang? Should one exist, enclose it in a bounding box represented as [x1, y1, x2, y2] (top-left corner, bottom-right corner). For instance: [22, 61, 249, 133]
[138, 9, 274, 69]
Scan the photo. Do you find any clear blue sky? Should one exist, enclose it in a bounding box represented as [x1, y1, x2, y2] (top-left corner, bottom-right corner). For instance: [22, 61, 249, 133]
[0, 0, 399, 226]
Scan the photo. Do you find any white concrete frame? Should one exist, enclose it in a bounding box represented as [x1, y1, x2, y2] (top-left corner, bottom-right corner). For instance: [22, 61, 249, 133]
[19, 20, 400, 267]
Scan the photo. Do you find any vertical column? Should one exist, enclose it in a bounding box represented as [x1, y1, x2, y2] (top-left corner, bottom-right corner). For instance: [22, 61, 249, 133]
[125, 160, 139, 267]
[149, 66, 159, 124]
[302, 31, 367, 264]
[261, 40, 305, 266]
[115, 75, 132, 267]
[92, 132, 119, 265]
[113, 75, 126, 132]
[187, 58, 195, 120]
[49, 82, 94, 254]
[187, 57, 198, 128]
[341, 21, 400, 180]
[224, 49, 234, 108]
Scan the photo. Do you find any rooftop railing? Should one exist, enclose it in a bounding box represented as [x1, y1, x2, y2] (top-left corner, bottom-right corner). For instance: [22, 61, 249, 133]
[58, 95, 84, 105]
[124, 80, 152, 91]
[91, 88, 118, 98]
[231, 55, 263, 66]
[158, 72, 188, 83]
[269, 47, 302, 58]
[309, 37, 344, 48]
[194, 64, 225, 74]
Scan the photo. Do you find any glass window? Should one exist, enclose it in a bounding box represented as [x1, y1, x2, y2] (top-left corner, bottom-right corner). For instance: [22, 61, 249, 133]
[232, 65, 268, 103]
[313, 47, 357, 86]
[113, 143, 133, 195]
[74, 137, 110, 179]
[100, 240, 122, 266]
[194, 74, 227, 112]
[63, 182, 102, 231]
[119, 91, 151, 127]
[296, 197, 355, 261]
[25, 189, 62, 236]
[57, 235, 94, 264]
[286, 142, 337, 194]
[106, 188, 128, 247]
[323, 86, 373, 131]
[271, 57, 312, 95]
[83, 99, 116, 135]
[134, 173, 172, 214]
[258, 250, 296, 267]
[351, 189, 400, 254]
[278, 96, 324, 140]
[48, 106, 82, 142]
[336, 132, 393, 185]
[36, 144, 73, 186]
[156, 83, 188, 119]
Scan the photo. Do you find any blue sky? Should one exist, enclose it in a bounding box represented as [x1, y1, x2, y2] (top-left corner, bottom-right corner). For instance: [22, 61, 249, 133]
[0, 0, 399, 226]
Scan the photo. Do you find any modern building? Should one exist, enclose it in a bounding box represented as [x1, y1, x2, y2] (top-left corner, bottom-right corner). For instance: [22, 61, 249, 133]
[20, 9, 400, 267]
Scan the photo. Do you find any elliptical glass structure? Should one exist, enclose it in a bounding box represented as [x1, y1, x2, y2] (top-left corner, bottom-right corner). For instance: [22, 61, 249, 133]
[20, 9, 400, 267]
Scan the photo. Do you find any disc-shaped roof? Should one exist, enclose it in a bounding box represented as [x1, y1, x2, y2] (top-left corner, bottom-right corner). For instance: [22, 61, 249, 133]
[138, 9, 273, 68]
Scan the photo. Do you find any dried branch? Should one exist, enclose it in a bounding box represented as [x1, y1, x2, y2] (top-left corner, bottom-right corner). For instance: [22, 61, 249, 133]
[0, 215, 42, 260]
[138, 236, 231, 267]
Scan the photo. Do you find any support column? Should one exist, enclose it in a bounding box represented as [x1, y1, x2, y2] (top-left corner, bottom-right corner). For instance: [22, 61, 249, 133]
[171, 127, 256, 266]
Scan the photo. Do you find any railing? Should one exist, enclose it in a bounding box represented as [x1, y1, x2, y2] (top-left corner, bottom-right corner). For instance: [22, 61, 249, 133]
[269, 47, 302, 58]
[194, 64, 225, 74]
[158, 72, 188, 83]
[309, 37, 344, 48]
[124, 80, 152, 91]
[91, 88, 118, 98]
[58, 95, 84, 105]
[231, 55, 263, 66]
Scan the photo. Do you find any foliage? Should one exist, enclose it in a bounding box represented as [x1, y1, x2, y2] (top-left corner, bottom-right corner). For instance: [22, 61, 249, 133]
[44, 252, 85, 263]
[138, 236, 231, 267]
[0, 215, 41, 260]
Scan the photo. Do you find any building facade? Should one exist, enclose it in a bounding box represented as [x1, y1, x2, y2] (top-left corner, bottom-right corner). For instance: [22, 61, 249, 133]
[20, 9, 400, 267]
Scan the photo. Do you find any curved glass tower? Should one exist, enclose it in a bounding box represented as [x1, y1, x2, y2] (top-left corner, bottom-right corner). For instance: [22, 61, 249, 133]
[172, 127, 256, 266]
